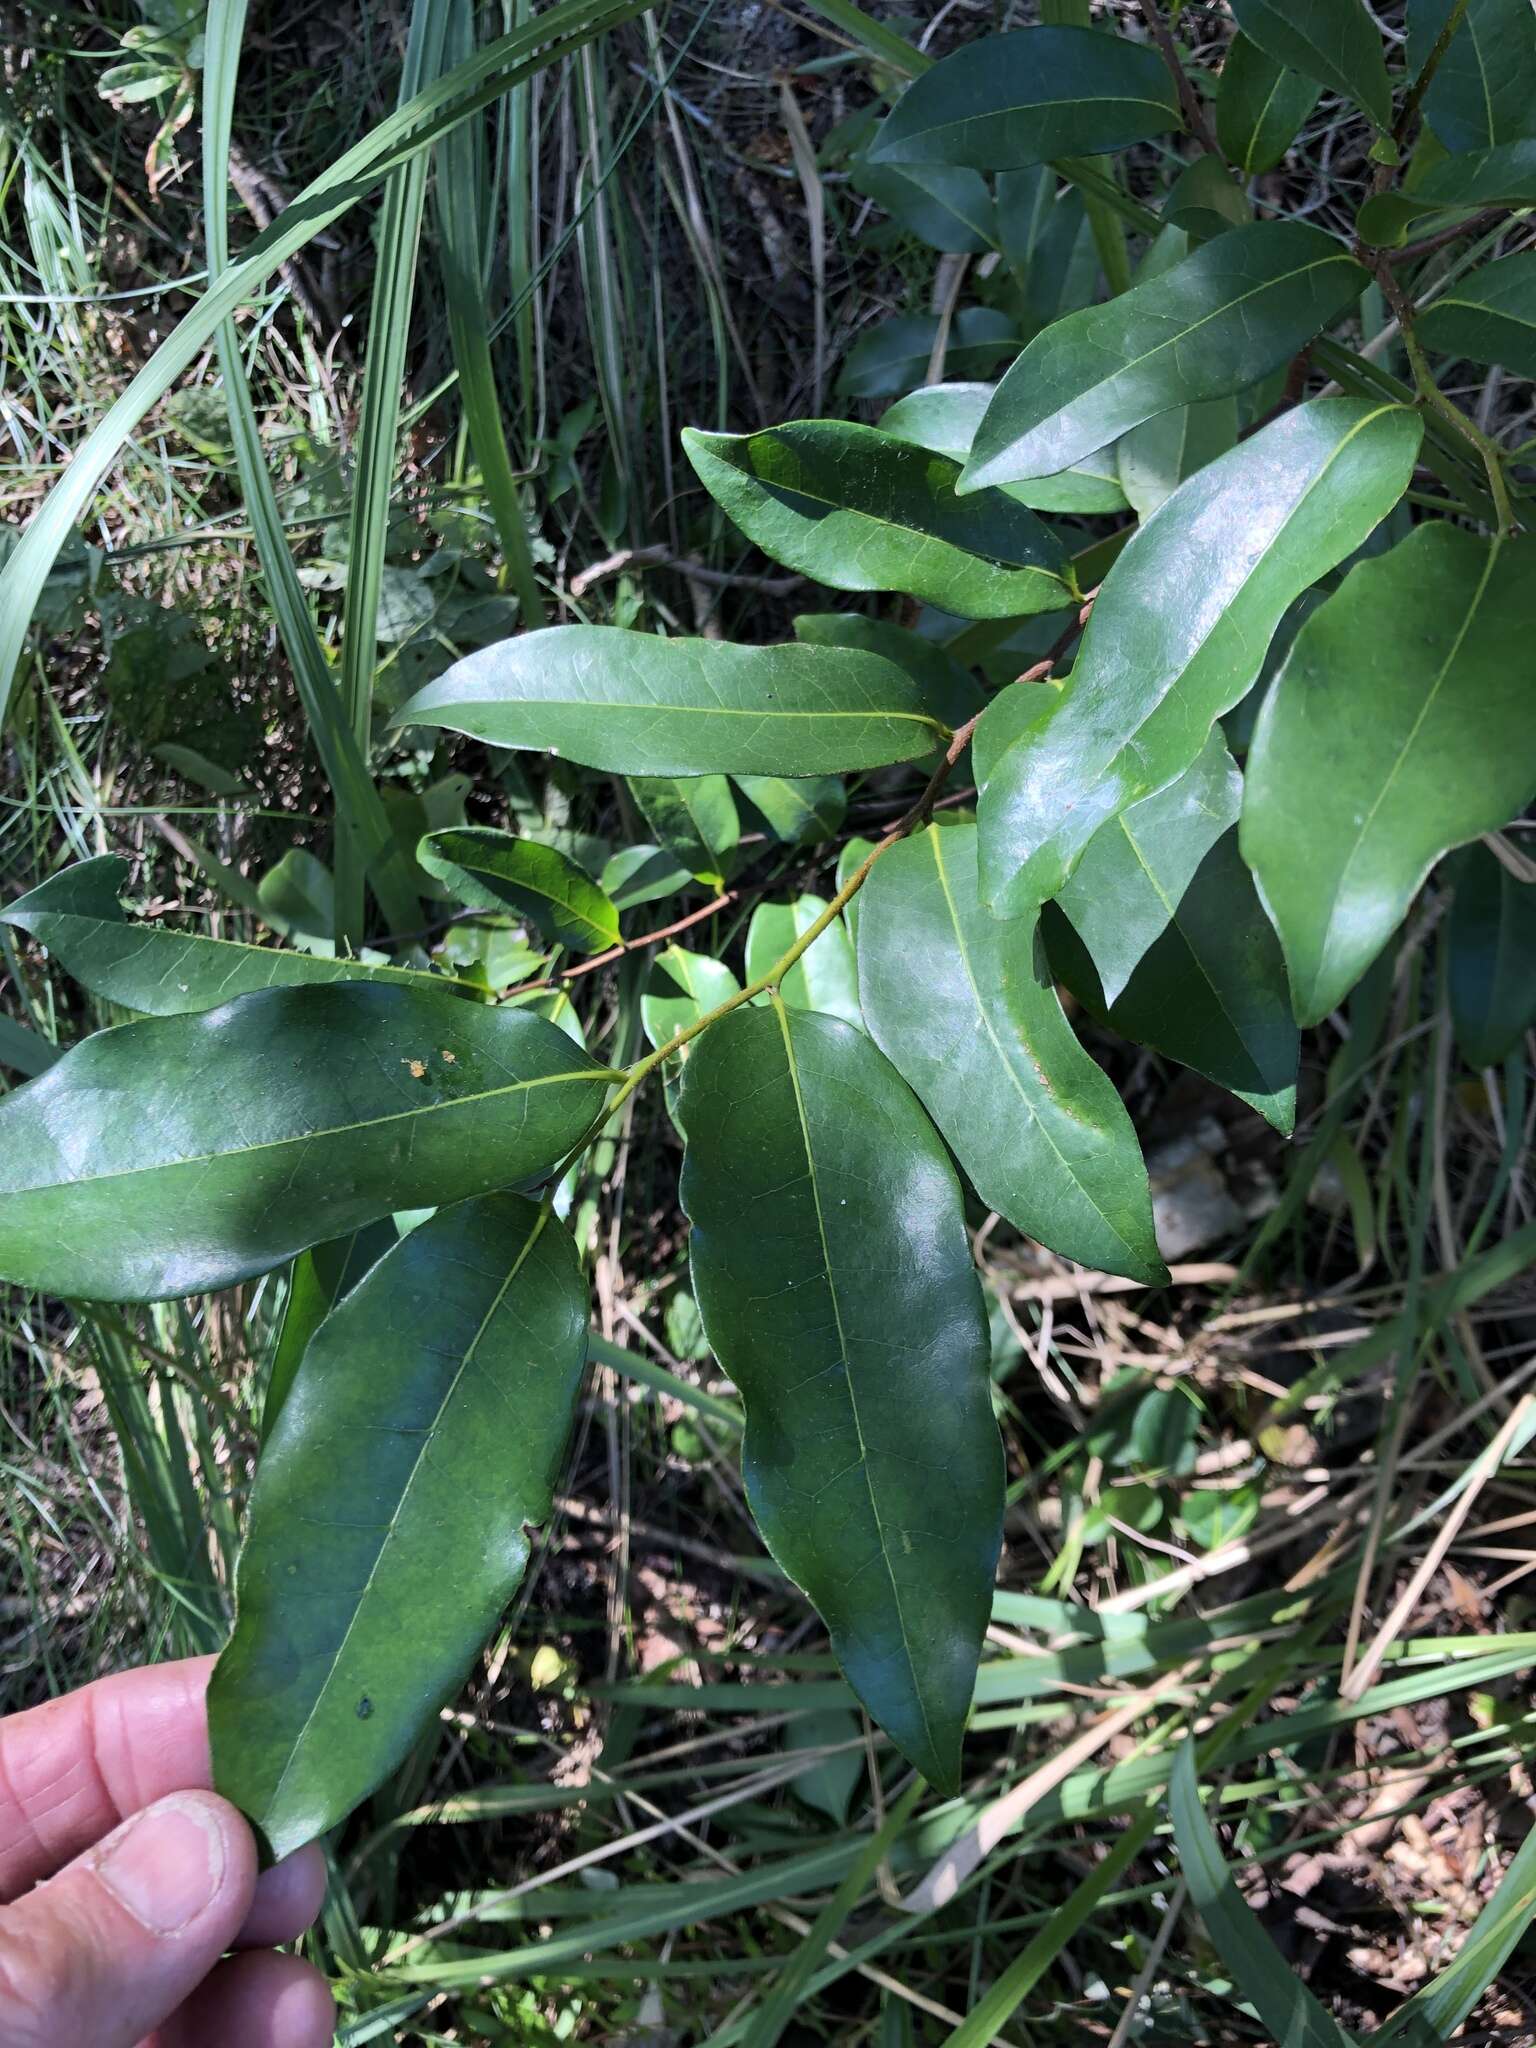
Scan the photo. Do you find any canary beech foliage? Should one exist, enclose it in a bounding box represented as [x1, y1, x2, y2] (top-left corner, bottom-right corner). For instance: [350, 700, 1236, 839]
[5, 23, 1536, 1998]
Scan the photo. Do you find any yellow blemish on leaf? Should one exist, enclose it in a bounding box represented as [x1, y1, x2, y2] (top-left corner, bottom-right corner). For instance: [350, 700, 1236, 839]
[441, 1049, 456, 1063]
[403, 1058, 427, 1079]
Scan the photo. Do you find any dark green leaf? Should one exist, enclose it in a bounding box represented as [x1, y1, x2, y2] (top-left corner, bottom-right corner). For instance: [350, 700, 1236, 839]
[210, 1195, 587, 1860]
[1169, 1742, 1356, 2046]
[1243, 527, 1536, 1025]
[601, 843, 693, 911]
[868, 25, 1180, 171]
[1448, 846, 1536, 1069]
[961, 224, 1366, 490]
[1418, 249, 1536, 377]
[1044, 833, 1299, 1134]
[641, 945, 741, 1052]
[1407, 0, 1536, 153]
[1160, 155, 1254, 241]
[0, 984, 612, 1301]
[785, 1709, 865, 1825]
[1215, 33, 1322, 174]
[1056, 729, 1243, 1006]
[848, 159, 996, 253]
[393, 626, 948, 777]
[0, 855, 453, 1016]
[257, 847, 333, 942]
[836, 309, 1020, 399]
[733, 775, 848, 848]
[977, 398, 1422, 919]
[879, 383, 1128, 514]
[794, 612, 986, 746]
[746, 896, 861, 1030]
[1228, 0, 1392, 131]
[417, 827, 621, 954]
[682, 423, 1070, 621]
[1357, 138, 1536, 246]
[680, 1001, 1003, 1792]
[858, 823, 1165, 1285]
[629, 775, 741, 888]
[261, 1221, 396, 1438]
[0, 1016, 59, 1078]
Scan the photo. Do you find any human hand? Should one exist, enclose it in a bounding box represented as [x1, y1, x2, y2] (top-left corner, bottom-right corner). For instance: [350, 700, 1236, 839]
[0, 1655, 334, 2047]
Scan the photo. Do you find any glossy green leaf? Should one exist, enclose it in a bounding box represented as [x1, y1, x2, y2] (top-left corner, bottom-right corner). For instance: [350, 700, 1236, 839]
[210, 1195, 587, 1860]
[1243, 526, 1536, 1026]
[392, 626, 947, 777]
[682, 423, 1071, 621]
[879, 383, 1128, 514]
[960, 224, 1366, 490]
[680, 1001, 1003, 1792]
[835, 309, 1020, 400]
[847, 159, 996, 253]
[1418, 249, 1536, 376]
[1448, 846, 1536, 1069]
[1169, 1743, 1355, 2047]
[601, 843, 693, 912]
[0, 1016, 59, 1078]
[733, 775, 847, 848]
[1116, 395, 1240, 521]
[629, 775, 740, 888]
[977, 398, 1422, 919]
[258, 848, 333, 942]
[858, 824, 1164, 1284]
[417, 827, 620, 955]
[1407, 0, 1536, 153]
[641, 944, 741, 1053]
[867, 25, 1180, 171]
[1357, 138, 1536, 246]
[0, 984, 612, 1301]
[746, 896, 862, 1031]
[793, 612, 986, 746]
[1044, 833, 1299, 1133]
[1055, 729, 1242, 1006]
[1160, 154, 1253, 242]
[837, 835, 878, 949]
[262, 1220, 396, 1438]
[1228, 0, 1392, 131]
[1215, 33, 1322, 174]
[0, 855, 453, 1016]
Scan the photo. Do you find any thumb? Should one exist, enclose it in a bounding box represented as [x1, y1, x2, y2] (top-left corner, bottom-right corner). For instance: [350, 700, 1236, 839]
[0, 1790, 257, 2048]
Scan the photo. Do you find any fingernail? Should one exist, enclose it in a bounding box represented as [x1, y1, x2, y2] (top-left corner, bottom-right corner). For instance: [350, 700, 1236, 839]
[95, 1793, 226, 1934]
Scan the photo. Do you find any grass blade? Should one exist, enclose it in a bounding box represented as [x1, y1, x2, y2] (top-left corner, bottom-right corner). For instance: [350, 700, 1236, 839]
[0, 0, 650, 730]
[1169, 1741, 1354, 2046]
[435, 0, 547, 630]
[203, 0, 423, 939]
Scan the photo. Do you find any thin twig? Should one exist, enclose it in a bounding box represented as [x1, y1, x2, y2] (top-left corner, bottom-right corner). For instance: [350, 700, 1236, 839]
[569, 545, 804, 600]
[503, 889, 737, 998]
[1137, 0, 1221, 159]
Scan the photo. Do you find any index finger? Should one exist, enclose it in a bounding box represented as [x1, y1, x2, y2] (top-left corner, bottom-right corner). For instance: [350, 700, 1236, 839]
[0, 1656, 216, 1901]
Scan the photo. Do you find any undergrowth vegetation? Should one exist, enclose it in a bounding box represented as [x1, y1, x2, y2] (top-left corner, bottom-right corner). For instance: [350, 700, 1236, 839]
[5, 2, 1536, 2043]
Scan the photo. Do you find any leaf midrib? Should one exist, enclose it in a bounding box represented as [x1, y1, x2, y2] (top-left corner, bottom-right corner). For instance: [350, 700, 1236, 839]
[5, 1062, 609, 1199]
[1311, 537, 1503, 1007]
[929, 828, 1144, 1268]
[993, 400, 1407, 869]
[23, 911, 440, 994]
[703, 431, 1066, 583]
[979, 244, 1357, 469]
[260, 1206, 554, 1822]
[770, 994, 938, 1768]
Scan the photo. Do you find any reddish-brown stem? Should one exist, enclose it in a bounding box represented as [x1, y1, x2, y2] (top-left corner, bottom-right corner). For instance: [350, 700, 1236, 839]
[503, 889, 737, 998]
